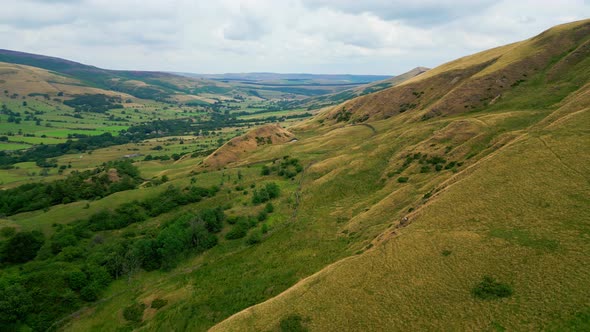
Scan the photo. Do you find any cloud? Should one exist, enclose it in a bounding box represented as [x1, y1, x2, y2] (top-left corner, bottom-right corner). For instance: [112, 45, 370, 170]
[301, 0, 497, 25]
[0, 0, 588, 74]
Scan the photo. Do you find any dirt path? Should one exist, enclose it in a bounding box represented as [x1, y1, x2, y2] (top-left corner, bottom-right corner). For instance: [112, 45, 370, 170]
[350, 123, 377, 135]
[290, 160, 316, 222]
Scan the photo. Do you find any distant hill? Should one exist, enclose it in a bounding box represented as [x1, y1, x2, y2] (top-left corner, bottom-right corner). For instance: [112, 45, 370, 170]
[0, 50, 399, 102]
[176, 72, 394, 99]
[286, 66, 429, 110]
[177, 72, 391, 84]
[0, 49, 236, 102]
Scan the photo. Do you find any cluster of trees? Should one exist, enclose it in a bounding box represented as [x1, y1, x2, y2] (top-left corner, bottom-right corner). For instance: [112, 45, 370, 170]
[225, 202, 273, 241]
[261, 156, 303, 179]
[252, 182, 280, 204]
[0, 133, 129, 167]
[0, 184, 222, 331]
[85, 185, 219, 231]
[124, 119, 194, 139]
[63, 94, 123, 113]
[0, 119, 196, 167]
[0, 160, 142, 216]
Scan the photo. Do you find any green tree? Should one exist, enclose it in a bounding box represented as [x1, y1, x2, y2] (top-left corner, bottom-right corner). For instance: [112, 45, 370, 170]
[0, 283, 33, 324]
[1, 231, 44, 263]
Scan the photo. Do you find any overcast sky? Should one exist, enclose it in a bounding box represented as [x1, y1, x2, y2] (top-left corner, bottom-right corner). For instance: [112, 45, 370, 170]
[1, 0, 589, 75]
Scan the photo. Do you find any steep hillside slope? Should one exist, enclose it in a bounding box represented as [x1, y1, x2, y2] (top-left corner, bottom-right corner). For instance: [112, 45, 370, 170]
[213, 85, 590, 331]
[210, 20, 590, 331]
[319, 20, 590, 124]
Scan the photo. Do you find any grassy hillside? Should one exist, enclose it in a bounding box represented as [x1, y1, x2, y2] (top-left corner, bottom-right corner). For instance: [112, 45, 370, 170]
[209, 19, 590, 331]
[0, 20, 588, 332]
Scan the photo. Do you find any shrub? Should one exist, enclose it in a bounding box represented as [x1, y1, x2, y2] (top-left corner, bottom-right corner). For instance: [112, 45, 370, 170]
[80, 284, 99, 302]
[397, 177, 409, 183]
[225, 221, 250, 240]
[0, 226, 16, 238]
[261, 165, 271, 175]
[151, 298, 168, 309]
[123, 302, 146, 322]
[280, 314, 308, 332]
[67, 271, 88, 291]
[445, 161, 457, 169]
[264, 202, 274, 213]
[246, 231, 262, 245]
[258, 210, 268, 222]
[441, 250, 452, 256]
[472, 276, 513, 300]
[252, 182, 280, 204]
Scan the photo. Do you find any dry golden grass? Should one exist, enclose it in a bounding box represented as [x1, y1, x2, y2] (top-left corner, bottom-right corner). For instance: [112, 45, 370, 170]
[201, 124, 295, 169]
[0, 62, 133, 98]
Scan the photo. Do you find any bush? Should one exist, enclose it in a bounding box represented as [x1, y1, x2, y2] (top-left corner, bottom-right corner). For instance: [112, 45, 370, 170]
[80, 284, 100, 302]
[261, 165, 271, 175]
[397, 177, 409, 183]
[123, 302, 146, 322]
[258, 210, 268, 222]
[472, 276, 513, 300]
[280, 314, 308, 332]
[67, 271, 87, 291]
[246, 231, 262, 245]
[252, 182, 280, 204]
[1, 231, 45, 263]
[225, 221, 250, 240]
[151, 298, 168, 309]
[0, 226, 16, 238]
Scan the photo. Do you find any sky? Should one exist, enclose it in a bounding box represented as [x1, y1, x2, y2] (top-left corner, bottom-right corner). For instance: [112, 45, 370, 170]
[0, 0, 589, 75]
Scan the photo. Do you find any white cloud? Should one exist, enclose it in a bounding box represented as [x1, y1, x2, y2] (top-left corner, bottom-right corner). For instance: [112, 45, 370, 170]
[0, 0, 588, 74]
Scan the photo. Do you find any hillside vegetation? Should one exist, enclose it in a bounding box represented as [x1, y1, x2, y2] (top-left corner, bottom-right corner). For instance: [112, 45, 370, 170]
[210, 19, 590, 331]
[0, 20, 588, 332]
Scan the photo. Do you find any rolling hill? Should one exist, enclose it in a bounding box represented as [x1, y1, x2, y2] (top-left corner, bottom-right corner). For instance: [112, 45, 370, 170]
[0, 49, 226, 102]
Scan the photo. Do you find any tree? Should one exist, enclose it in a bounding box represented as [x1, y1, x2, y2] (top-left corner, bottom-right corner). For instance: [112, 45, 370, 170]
[0, 283, 33, 324]
[1, 231, 44, 263]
